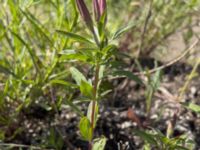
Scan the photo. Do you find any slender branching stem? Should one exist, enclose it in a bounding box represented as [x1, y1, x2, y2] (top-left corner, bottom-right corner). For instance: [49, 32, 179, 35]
[89, 63, 100, 150]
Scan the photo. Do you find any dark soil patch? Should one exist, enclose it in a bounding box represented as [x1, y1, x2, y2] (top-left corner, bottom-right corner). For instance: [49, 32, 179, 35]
[2, 61, 200, 150]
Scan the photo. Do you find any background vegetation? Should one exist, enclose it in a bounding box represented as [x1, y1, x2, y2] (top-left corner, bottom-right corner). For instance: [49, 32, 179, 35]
[0, 0, 200, 149]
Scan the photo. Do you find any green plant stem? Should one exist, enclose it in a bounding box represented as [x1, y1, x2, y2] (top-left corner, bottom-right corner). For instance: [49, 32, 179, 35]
[93, 31, 100, 47]
[89, 64, 100, 150]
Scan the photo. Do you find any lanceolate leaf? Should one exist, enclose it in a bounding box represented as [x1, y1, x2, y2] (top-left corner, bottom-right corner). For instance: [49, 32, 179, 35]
[80, 80, 94, 98]
[182, 103, 200, 113]
[173, 146, 189, 150]
[60, 53, 89, 62]
[102, 44, 117, 60]
[93, 136, 107, 150]
[49, 79, 77, 88]
[98, 10, 107, 38]
[133, 130, 157, 145]
[70, 67, 87, 85]
[112, 21, 137, 40]
[10, 31, 41, 73]
[99, 65, 105, 79]
[79, 117, 92, 141]
[59, 49, 93, 63]
[87, 101, 98, 128]
[70, 0, 79, 30]
[56, 30, 94, 45]
[0, 64, 17, 78]
[112, 70, 143, 85]
[20, 8, 53, 45]
[151, 69, 162, 91]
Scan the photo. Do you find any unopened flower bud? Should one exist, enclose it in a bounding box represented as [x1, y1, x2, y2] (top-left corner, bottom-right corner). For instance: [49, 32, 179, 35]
[99, 0, 106, 16]
[93, 0, 100, 21]
[93, 0, 107, 22]
[76, 0, 94, 33]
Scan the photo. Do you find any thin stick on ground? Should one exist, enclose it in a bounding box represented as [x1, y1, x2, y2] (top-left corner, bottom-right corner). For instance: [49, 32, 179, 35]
[110, 39, 199, 81]
[135, 39, 199, 76]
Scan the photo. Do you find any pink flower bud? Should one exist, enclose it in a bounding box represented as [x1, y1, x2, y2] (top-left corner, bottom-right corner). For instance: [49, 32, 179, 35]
[99, 0, 106, 16]
[76, 0, 94, 33]
[93, 0, 106, 22]
[93, 0, 100, 21]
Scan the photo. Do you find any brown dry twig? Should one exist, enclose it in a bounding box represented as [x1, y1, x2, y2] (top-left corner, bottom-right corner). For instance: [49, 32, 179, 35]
[110, 39, 199, 81]
[135, 39, 199, 76]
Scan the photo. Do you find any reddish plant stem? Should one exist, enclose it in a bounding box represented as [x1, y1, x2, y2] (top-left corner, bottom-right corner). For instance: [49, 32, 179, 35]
[91, 101, 96, 130]
[89, 64, 100, 150]
[88, 142, 92, 150]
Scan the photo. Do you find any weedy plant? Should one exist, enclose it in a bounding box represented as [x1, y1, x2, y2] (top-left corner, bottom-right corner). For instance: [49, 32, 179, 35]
[0, 0, 200, 149]
[57, 0, 142, 149]
[134, 129, 194, 150]
[144, 64, 162, 118]
[0, 0, 80, 149]
[57, 0, 109, 148]
[110, 0, 200, 57]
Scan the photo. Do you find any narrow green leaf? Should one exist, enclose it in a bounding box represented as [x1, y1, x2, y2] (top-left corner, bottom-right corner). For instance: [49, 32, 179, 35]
[80, 80, 93, 98]
[10, 31, 41, 73]
[59, 49, 95, 63]
[56, 30, 94, 45]
[173, 146, 189, 150]
[112, 70, 143, 84]
[183, 103, 200, 113]
[44, 58, 59, 82]
[70, 67, 87, 85]
[79, 117, 92, 141]
[93, 136, 107, 150]
[70, 0, 78, 30]
[112, 21, 137, 40]
[102, 44, 117, 54]
[151, 69, 162, 91]
[98, 10, 107, 39]
[60, 53, 89, 62]
[20, 8, 53, 45]
[50, 79, 77, 88]
[0, 64, 17, 77]
[134, 130, 157, 145]
[146, 87, 153, 114]
[99, 65, 105, 79]
[101, 44, 117, 61]
[87, 101, 98, 128]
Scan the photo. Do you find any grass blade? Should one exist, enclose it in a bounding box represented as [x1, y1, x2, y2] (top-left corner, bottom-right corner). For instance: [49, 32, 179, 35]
[56, 30, 94, 45]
